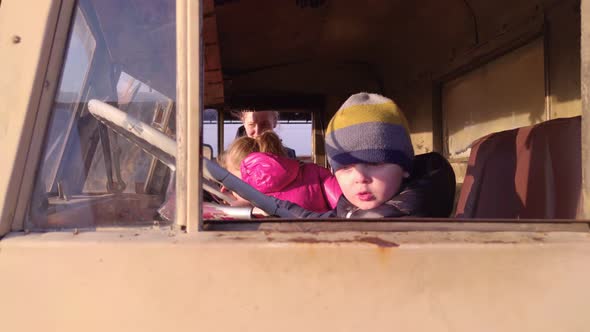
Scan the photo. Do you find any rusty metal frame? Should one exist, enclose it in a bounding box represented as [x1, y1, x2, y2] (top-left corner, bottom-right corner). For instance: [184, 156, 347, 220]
[204, 219, 590, 233]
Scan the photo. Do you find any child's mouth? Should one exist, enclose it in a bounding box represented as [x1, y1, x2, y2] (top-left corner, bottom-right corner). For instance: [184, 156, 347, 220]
[356, 192, 375, 201]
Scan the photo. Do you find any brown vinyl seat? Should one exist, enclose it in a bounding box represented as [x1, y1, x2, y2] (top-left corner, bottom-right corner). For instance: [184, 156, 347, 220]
[455, 116, 581, 219]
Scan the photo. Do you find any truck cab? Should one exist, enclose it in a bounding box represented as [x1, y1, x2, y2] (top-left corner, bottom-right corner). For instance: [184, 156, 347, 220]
[1, 0, 590, 331]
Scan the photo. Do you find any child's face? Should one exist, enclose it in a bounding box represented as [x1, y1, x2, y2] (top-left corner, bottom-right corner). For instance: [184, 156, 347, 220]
[334, 163, 407, 210]
[220, 166, 251, 206]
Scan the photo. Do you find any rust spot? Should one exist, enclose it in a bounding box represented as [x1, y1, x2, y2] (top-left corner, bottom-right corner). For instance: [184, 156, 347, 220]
[482, 240, 518, 244]
[289, 236, 398, 248]
[532, 237, 544, 242]
[266, 237, 275, 242]
[356, 236, 398, 248]
[291, 237, 323, 244]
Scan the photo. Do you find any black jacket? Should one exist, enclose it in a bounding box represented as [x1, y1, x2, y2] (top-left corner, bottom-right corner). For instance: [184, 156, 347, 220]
[273, 152, 456, 218]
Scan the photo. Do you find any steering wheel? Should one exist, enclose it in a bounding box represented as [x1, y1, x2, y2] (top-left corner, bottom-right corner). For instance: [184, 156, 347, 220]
[87, 99, 295, 218]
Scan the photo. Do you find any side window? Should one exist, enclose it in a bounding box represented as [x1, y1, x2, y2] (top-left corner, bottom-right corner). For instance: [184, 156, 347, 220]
[28, 0, 176, 229]
[214, 111, 313, 158]
[38, 7, 96, 194]
[272, 112, 313, 160]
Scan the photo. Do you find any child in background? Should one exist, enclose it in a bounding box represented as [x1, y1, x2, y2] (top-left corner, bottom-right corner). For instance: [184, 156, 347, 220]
[271, 92, 456, 218]
[219, 131, 341, 212]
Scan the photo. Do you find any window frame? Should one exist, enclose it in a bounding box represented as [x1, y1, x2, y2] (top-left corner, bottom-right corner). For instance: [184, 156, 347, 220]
[177, 0, 202, 231]
[183, 1, 590, 230]
[11, 0, 589, 234]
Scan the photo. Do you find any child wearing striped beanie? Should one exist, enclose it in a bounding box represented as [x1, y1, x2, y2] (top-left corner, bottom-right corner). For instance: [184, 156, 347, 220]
[271, 92, 455, 218]
[325, 92, 414, 172]
[324, 92, 414, 214]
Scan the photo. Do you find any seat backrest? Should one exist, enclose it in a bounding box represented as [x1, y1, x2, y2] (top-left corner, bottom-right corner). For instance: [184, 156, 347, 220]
[455, 116, 581, 219]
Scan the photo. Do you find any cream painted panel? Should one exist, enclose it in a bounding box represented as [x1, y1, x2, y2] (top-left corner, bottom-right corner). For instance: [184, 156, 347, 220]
[0, 0, 62, 235]
[1, 230, 590, 332]
[443, 38, 546, 159]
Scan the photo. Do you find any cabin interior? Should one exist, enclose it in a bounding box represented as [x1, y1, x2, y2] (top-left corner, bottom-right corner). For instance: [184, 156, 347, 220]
[29, 0, 583, 228]
[205, 0, 582, 214]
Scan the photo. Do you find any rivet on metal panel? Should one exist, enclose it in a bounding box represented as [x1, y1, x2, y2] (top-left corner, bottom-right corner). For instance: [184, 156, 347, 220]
[12, 35, 21, 44]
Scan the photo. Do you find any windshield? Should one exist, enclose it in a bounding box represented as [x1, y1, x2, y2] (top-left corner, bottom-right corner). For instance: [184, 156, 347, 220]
[28, 0, 176, 229]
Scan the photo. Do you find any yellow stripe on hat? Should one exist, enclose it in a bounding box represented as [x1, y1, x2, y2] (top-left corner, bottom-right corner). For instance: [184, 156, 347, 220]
[326, 101, 409, 134]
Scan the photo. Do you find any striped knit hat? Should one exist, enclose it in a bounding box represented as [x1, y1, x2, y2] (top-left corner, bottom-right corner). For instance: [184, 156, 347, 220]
[325, 92, 414, 172]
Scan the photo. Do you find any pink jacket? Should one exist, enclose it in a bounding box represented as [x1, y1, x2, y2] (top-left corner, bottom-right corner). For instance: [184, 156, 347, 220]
[240, 152, 342, 212]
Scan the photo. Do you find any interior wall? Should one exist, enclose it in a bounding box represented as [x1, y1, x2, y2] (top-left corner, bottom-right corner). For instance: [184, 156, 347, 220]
[391, 0, 581, 186]
[443, 37, 546, 160]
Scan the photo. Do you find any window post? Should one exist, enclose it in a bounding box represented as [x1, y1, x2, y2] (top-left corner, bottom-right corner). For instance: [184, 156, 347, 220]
[176, 0, 202, 231]
[581, 0, 590, 218]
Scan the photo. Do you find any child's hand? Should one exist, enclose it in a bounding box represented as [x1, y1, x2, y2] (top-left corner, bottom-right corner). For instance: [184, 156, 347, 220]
[252, 207, 269, 217]
[229, 199, 252, 207]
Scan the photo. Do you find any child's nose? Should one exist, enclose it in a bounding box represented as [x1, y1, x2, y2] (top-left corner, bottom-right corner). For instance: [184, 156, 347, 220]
[352, 165, 371, 183]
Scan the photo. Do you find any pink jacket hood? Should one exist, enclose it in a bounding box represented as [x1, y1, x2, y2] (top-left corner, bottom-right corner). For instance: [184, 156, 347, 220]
[240, 152, 341, 212]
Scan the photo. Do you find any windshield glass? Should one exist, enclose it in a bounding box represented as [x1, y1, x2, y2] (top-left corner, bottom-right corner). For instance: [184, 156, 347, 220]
[29, 0, 176, 229]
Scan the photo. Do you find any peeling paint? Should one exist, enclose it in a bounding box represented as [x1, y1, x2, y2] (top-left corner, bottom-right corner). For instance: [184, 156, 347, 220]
[356, 236, 399, 247]
[482, 240, 519, 244]
[288, 236, 398, 248]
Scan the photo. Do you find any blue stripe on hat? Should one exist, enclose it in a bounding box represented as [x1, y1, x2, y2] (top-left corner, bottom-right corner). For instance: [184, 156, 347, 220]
[325, 122, 414, 171]
[327, 149, 413, 172]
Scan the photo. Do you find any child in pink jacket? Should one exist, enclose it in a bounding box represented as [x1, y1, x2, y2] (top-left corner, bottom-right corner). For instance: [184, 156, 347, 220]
[220, 131, 341, 212]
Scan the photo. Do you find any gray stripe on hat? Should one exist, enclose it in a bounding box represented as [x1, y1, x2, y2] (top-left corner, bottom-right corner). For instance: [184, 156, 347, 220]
[325, 122, 414, 159]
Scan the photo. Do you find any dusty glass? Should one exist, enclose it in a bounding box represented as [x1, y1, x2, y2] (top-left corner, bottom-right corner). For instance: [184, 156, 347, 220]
[29, 0, 176, 229]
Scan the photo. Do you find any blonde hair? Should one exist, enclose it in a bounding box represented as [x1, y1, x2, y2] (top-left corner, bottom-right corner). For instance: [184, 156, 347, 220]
[219, 131, 287, 171]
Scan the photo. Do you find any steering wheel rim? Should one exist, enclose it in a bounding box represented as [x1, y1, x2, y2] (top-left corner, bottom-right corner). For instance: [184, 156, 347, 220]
[87, 99, 295, 218]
